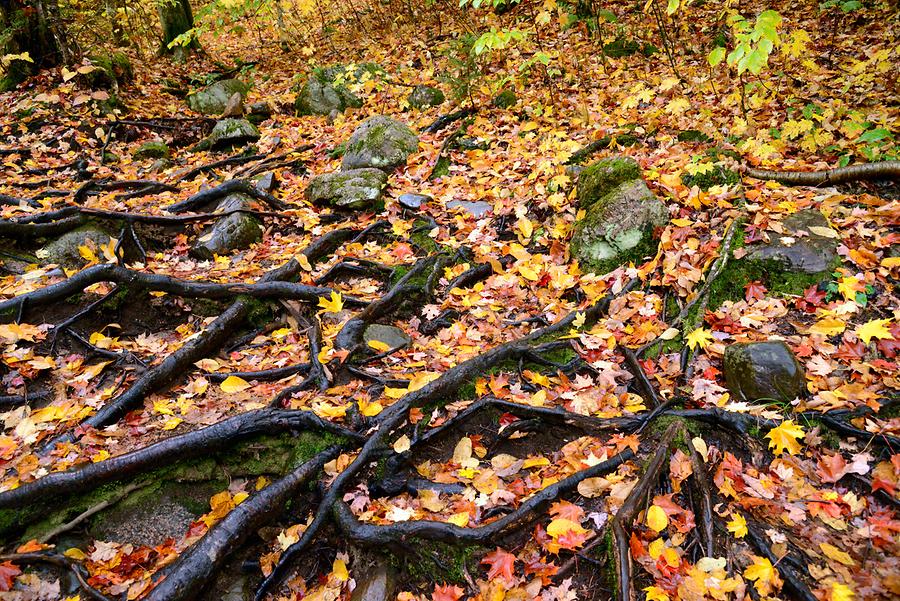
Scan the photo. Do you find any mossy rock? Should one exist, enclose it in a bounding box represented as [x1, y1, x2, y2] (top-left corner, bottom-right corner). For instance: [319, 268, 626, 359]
[492, 89, 517, 109]
[190, 193, 262, 259]
[204, 118, 260, 151]
[306, 168, 388, 211]
[363, 324, 412, 350]
[132, 140, 170, 160]
[38, 225, 111, 268]
[723, 341, 806, 403]
[576, 156, 642, 208]
[747, 210, 839, 274]
[82, 52, 133, 90]
[681, 165, 739, 190]
[705, 223, 840, 311]
[341, 116, 419, 172]
[294, 65, 369, 116]
[571, 179, 668, 274]
[407, 85, 445, 109]
[187, 79, 249, 115]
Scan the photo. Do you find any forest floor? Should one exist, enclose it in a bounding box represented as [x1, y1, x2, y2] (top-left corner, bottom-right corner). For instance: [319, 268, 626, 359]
[0, 1, 898, 601]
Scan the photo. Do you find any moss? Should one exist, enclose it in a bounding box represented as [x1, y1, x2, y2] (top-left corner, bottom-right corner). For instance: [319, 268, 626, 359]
[0, 430, 339, 544]
[327, 142, 346, 159]
[575, 225, 659, 276]
[645, 415, 702, 451]
[577, 157, 642, 208]
[189, 297, 227, 317]
[133, 141, 170, 160]
[238, 295, 276, 328]
[604, 38, 640, 58]
[429, 155, 451, 180]
[392, 540, 483, 584]
[681, 165, 739, 191]
[705, 226, 839, 311]
[677, 130, 713, 143]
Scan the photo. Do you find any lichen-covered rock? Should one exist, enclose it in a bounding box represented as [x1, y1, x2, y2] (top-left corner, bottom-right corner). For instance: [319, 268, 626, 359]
[247, 101, 273, 124]
[407, 85, 445, 109]
[492, 89, 517, 109]
[341, 116, 419, 172]
[39, 226, 110, 267]
[294, 65, 371, 116]
[363, 324, 412, 350]
[576, 157, 642, 208]
[570, 179, 668, 271]
[305, 168, 388, 211]
[747, 209, 839, 274]
[132, 140, 170, 160]
[205, 119, 260, 151]
[190, 193, 262, 259]
[187, 79, 249, 115]
[723, 341, 806, 403]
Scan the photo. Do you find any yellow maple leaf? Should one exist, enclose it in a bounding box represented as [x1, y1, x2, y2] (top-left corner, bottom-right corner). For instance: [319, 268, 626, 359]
[685, 327, 713, 350]
[393, 434, 411, 453]
[808, 317, 846, 337]
[332, 558, 349, 581]
[646, 505, 669, 532]
[744, 556, 777, 594]
[766, 420, 805, 456]
[447, 512, 470, 527]
[317, 290, 344, 314]
[643, 586, 670, 601]
[830, 582, 854, 601]
[78, 244, 98, 264]
[726, 512, 747, 538]
[819, 542, 856, 566]
[856, 319, 893, 345]
[367, 339, 391, 352]
[546, 518, 587, 538]
[220, 375, 251, 393]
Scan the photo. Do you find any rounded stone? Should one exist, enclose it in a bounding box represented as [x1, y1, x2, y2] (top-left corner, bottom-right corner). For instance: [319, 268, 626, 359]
[723, 341, 806, 403]
[341, 116, 419, 172]
[398, 193, 431, 210]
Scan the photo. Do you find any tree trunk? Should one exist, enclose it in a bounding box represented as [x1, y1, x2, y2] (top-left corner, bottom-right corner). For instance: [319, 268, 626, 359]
[158, 0, 197, 55]
[0, 0, 74, 90]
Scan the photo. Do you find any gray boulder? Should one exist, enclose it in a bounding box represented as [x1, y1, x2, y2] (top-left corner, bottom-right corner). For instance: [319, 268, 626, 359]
[747, 209, 839, 274]
[187, 79, 249, 115]
[407, 85, 445, 109]
[723, 341, 806, 403]
[363, 324, 412, 350]
[39, 226, 110, 267]
[206, 119, 260, 151]
[190, 194, 262, 259]
[341, 116, 419, 172]
[570, 178, 668, 270]
[306, 168, 387, 211]
[132, 140, 170, 160]
[295, 71, 362, 116]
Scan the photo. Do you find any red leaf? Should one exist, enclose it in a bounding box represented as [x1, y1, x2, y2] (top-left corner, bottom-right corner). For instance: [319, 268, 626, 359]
[0, 561, 21, 592]
[549, 500, 585, 522]
[481, 547, 517, 586]
[432, 583, 465, 601]
[817, 453, 849, 483]
[795, 285, 826, 312]
[744, 280, 767, 302]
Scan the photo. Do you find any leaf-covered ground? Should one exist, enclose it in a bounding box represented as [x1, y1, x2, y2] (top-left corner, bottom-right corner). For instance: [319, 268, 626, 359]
[0, 1, 898, 600]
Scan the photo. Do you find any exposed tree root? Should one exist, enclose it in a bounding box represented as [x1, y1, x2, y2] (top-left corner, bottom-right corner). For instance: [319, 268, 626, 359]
[255, 278, 634, 598]
[334, 449, 633, 545]
[0, 408, 357, 510]
[611, 424, 678, 601]
[421, 108, 476, 134]
[0, 552, 113, 601]
[685, 425, 714, 558]
[38, 228, 357, 453]
[144, 447, 340, 601]
[166, 179, 287, 213]
[743, 160, 900, 186]
[745, 523, 818, 601]
[0, 263, 365, 318]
